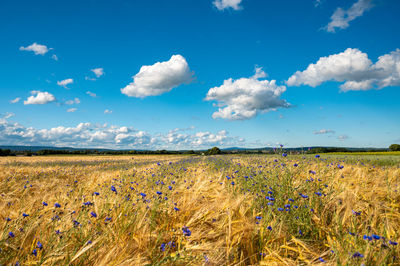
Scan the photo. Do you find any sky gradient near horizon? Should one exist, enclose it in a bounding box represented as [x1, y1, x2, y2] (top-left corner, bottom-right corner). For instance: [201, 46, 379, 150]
[1, 0, 399, 149]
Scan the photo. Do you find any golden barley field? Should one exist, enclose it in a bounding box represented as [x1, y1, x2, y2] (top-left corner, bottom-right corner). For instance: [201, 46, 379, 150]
[1, 154, 399, 265]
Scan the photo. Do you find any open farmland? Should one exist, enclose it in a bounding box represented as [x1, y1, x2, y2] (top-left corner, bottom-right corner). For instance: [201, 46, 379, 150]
[1, 154, 399, 265]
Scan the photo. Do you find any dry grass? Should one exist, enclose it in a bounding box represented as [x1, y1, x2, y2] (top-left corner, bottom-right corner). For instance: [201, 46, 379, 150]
[0, 155, 399, 265]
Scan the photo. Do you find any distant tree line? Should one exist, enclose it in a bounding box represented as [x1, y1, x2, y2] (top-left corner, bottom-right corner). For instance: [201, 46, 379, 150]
[0, 145, 396, 157]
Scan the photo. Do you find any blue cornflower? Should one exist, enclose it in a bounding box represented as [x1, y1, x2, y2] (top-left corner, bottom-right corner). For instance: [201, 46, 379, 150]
[372, 234, 380, 240]
[389, 240, 398, 245]
[42, 201, 48, 206]
[105, 217, 112, 222]
[174, 207, 180, 211]
[54, 203, 61, 208]
[168, 186, 173, 190]
[299, 230, 303, 236]
[90, 212, 97, 218]
[37, 241, 43, 249]
[277, 208, 284, 211]
[111, 186, 117, 193]
[352, 210, 361, 216]
[267, 226, 272, 230]
[288, 198, 294, 202]
[161, 243, 166, 251]
[231, 181, 235, 185]
[282, 153, 287, 157]
[32, 249, 37, 256]
[156, 191, 162, 195]
[140, 193, 146, 198]
[315, 192, 322, 196]
[9, 231, 15, 238]
[318, 257, 325, 262]
[285, 204, 291, 208]
[87, 240, 92, 245]
[182, 226, 191, 236]
[315, 155, 320, 158]
[352, 252, 364, 258]
[93, 192, 100, 196]
[363, 235, 372, 241]
[293, 163, 298, 167]
[6, 217, 11, 221]
[73, 220, 80, 227]
[83, 201, 93, 206]
[255, 216, 262, 220]
[22, 213, 29, 217]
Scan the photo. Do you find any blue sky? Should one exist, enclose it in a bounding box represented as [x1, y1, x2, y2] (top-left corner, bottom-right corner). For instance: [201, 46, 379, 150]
[0, 0, 399, 149]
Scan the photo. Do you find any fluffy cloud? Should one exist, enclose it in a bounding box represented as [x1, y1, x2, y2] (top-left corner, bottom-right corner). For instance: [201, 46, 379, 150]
[67, 108, 77, 113]
[325, 0, 373, 33]
[10, 97, 21, 104]
[57, 78, 74, 88]
[91, 68, 104, 78]
[104, 109, 112, 114]
[213, 0, 242, 11]
[121, 55, 193, 98]
[205, 68, 289, 120]
[65, 98, 80, 105]
[314, 129, 335, 135]
[86, 91, 97, 98]
[338, 135, 349, 141]
[23, 91, 56, 105]
[0, 117, 245, 149]
[287, 48, 400, 91]
[51, 54, 58, 61]
[19, 42, 49, 55]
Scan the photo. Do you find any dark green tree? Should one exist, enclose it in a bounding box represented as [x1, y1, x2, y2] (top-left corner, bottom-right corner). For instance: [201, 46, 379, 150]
[205, 147, 221, 155]
[389, 144, 400, 151]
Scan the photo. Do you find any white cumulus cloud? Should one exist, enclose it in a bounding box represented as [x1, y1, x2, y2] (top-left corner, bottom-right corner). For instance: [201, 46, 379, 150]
[0, 116, 245, 150]
[104, 109, 112, 114]
[67, 108, 77, 113]
[213, 0, 243, 11]
[287, 48, 400, 91]
[325, 0, 373, 33]
[205, 67, 289, 120]
[24, 91, 56, 105]
[121, 55, 193, 98]
[57, 78, 74, 88]
[19, 42, 49, 55]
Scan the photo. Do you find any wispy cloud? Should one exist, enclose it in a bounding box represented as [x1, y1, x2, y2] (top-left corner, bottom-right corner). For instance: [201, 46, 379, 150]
[325, 0, 373, 33]
[314, 129, 335, 135]
[86, 91, 97, 98]
[213, 0, 243, 11]
[10, 97, 21, 104]
[57, 78, 74, 88]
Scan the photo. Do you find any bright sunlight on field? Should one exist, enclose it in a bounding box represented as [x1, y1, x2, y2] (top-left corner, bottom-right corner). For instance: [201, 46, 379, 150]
[1, 154, 399, 265]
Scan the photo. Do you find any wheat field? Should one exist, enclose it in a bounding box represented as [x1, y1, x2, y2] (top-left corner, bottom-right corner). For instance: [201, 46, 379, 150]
[1, 154, 399, 265]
